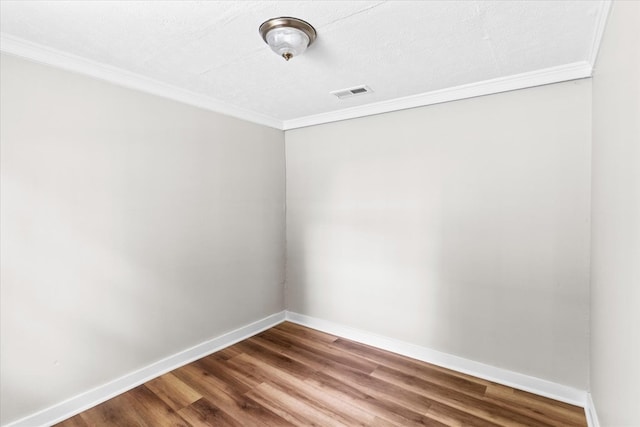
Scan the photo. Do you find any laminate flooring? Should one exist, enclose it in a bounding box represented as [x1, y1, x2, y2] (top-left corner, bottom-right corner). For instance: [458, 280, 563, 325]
[57, 322, 587, 426]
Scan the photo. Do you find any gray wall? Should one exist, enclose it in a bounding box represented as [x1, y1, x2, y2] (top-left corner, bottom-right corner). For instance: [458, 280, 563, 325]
[590, 1, 640, 425]
[286, 80, 592, 389]
[0, 54, 285, 425]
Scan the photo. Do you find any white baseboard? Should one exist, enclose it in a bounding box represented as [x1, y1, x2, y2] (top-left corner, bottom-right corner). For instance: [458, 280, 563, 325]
[285, 311, 588, 408]
[7, 310, 589, 426]
[585, 393, 601, 427]
[4, 311, 286, 427]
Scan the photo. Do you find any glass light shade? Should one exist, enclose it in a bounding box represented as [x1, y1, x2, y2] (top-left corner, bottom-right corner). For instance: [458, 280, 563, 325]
[265, 27, 310, 60]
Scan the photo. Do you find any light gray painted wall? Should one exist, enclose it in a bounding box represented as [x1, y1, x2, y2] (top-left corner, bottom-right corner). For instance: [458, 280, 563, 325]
[590, 2, 640, 425]
[0, 54, 285, 425]
[286, 80, 592, 389]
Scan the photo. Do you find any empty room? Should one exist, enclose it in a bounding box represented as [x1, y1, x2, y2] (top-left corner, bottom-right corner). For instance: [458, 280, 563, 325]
[1, 1, 638, 426]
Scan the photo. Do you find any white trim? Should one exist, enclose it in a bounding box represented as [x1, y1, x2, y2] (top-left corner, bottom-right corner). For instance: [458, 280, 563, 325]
[588, 0, 612, 69]
[1, 34, 593, 132]
[4, 311, 286, 427]
[0, 33, 283, 130]
[585, 393, 601, 427]
[285, 311, 588, 407]
[282, 61, 592, 130]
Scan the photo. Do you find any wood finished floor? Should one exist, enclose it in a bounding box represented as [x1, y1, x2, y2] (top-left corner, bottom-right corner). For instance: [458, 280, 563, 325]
[57, 322, 587, 427]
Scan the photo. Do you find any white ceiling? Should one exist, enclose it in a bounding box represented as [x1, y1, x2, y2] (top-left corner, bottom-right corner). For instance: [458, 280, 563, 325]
[0, 1, 609, 129]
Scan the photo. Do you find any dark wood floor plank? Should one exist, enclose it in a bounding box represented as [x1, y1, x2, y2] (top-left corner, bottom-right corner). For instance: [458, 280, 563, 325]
[192, 356, 255, 393]
[145, 372, 202, 412]
[200, 353, 265, 390]
[177, 397, 244, 427]
[305, 370, 449, 427]
[331, 338, 491, 399]
[253, 332, 364, 373]
[358, 347, 489, 400]
[128, 385, 192, 427]
[247, 381, 351, 427]
[232, 339, 317, 380]
[371, 365, 552, 427]
[62, 385, 191, 427]
[511, 386, 586, 415]
[274, 321, 339, 343]
[60, 391, 148, 427]
[211, 346, 243, 361]
[483, 384, 586, 426]
[371, 416, 403, 427]
[54, 414, 91, 427]
[315, 359, 468, 423]
[58, 385, 191, 427]
[425, 401, 502, 427]
[263, 327, 379, 374]
[231, 351, 376, 426]
[55, 321, 587, 427]
[331, 337, 492, 388]
[172, 363, 295, 427]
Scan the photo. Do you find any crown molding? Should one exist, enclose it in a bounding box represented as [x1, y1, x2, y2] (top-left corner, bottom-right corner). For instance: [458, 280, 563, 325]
[2, 26, 603, 133]
[588, 0, 612, 69]
[0, 33, 284, 130]
[282, 61, 593, 130]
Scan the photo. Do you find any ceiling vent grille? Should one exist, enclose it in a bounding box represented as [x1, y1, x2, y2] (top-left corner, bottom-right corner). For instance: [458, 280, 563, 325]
[331, 85, 373, 99]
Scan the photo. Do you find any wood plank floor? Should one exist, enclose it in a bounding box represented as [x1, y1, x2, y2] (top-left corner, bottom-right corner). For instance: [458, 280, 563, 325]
[57, 322, 587, 426]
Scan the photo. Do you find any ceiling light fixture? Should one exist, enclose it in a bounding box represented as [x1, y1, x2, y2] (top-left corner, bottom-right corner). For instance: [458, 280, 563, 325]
[259, 17, 317, 61]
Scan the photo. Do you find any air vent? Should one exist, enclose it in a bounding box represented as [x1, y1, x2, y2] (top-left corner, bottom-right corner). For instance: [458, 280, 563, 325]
[331, 85, 373, 99]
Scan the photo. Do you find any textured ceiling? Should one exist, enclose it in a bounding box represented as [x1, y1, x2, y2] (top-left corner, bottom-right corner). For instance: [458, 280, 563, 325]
[1, 1, 606, 126]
